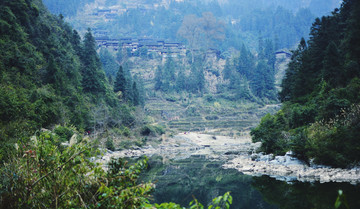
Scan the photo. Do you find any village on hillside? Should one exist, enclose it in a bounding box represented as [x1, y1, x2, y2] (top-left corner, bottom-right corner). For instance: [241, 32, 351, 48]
[96, 37, 187, 58]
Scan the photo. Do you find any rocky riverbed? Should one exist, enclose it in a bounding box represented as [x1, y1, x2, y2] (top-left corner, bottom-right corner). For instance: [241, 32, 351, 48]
[97, 132, 258, 164]
[223, 152, 360, 185]
[97, 132, 360, 184]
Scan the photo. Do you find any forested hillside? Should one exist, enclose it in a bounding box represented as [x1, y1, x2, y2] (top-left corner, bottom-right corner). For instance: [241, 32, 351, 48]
[0, 0, 143, 161]
[251, 0, 360, 168]
[65, 0, 318, 51]
[43, 0, 340, 51]
[42, 0, 95, 17]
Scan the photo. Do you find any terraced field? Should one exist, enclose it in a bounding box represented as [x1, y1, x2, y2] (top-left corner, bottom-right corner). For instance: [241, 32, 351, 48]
[145, 95, 280, 136]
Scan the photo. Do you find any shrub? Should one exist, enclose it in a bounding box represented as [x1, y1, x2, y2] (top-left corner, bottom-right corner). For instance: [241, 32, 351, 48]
[165, 95, 177, 102]
[251, 112, 289, 155]
[106, 138, 115, 151]
[305, 104, 360, 167]
[205, 115, 219, 120]
[0, 131, 232, 208]
[154, 125, 165, 135]
[54, 125, 74, 142]
[140, 125, 155, 136]
[118, 140, 133, 150]
[141, 125, 165, 136]
[205, 95, 215, 102]
[185, 105, 200, 116]
[121, 126, 131, 137]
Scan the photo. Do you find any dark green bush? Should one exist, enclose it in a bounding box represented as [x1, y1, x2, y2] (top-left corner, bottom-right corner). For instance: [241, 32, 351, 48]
[165, 95, 177, 102]
[251, 112, 289, 155]
[106, 138, 115, 151]
[140, 125, 156, 136]
[54, 125, 74, 142]
[153, 125, 165, 135]
[140, 125, 165, 136]
[118, 140, 133, 150]
[205, 115, 219, 120]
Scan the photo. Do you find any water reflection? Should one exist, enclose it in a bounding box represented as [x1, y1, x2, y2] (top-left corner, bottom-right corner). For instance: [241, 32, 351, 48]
[252, 176, 360, 209]
[139, 155, 277, 208]
[138, 155, 360, 209]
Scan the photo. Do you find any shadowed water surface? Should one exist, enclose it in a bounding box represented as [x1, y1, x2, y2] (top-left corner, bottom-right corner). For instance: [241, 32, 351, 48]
[138, 155, 360, 209]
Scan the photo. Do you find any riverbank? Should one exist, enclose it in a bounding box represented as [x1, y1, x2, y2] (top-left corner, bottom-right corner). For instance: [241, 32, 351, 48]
[223, 152, 360, 185]
[98, 132, 360, 184]
[97, 132, 259, 164]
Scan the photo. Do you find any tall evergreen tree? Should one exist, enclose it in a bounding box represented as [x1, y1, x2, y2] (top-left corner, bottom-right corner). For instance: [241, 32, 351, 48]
[322, 41, 342, 87]
[132, 81, 140, 106]
[175, 70, 186, 92]
[135, 76, 146, 106]
[71, 29, 82, 56]
[164, 57, 176, 82]
[154, 66, 163, 91]
[81, 28, 105, 93]
[114, 66, 127, 94]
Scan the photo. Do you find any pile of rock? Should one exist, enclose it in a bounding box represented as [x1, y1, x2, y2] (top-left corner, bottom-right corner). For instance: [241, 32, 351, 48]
[223, 152, 360, 184]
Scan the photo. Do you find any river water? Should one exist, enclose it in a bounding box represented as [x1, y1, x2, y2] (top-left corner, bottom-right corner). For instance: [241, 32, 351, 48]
[138, 155, 360, 209]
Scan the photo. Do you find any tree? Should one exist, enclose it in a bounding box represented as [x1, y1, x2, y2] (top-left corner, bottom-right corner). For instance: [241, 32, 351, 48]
[164, 57, 176, 82]
[322, 41, 342, 87]
[134, 76, 146, 106]
[154, 66, 163, 91]
[70, 29, 82, 56]
[132, 81, 140, 106]
[81, 28, 105, 93]
[99, 48, 119, 79]
[177, 12, 225, 63]
[177, 14, 202, 63]
[175, 70, 186, 92]
[114, 66, 127, 97]
[199, 12, 225, 50]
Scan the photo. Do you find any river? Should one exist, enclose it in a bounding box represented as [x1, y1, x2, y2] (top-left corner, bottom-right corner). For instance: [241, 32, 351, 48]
[100, 133, 360, 208]
[139, 155, 360, 209]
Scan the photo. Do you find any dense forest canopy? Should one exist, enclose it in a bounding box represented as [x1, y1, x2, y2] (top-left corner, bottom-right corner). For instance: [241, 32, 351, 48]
[251, 0, 360, 168]
[0, 0, 145, 162]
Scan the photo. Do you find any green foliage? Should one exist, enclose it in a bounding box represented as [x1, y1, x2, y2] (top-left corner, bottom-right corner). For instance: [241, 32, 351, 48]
[2, 131, 231, 208]
[97, 157, 154, 208]
[60, 0, 322, 52]
[165, 95, 178, 102]
[306, 104, 360, 167]
[154, 66, 163, 91]
[54, 125, 75, 142]
[113, 65, 143, 106]
[114, 66, 127, 96]
[106, 137, 115, 151]
[81, 28, 106, 94]
[222, 44, 276, 102]
[251, 112, 289, 155]
[335, 190, 350, 209]
[149, 192, 232, 209]
[254, 0, 360, 167]
[140, 124, 165, 136]
[119, 104, 136, 127]
[205, 115, 219, 121]
[1, 131, 99, 208]
[0, 0, 145, 163]
[118, 139, 134, 150]
[99, 48, 119, 80]
[185, 105, 201, 117]
[132, 81, 140, 106]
